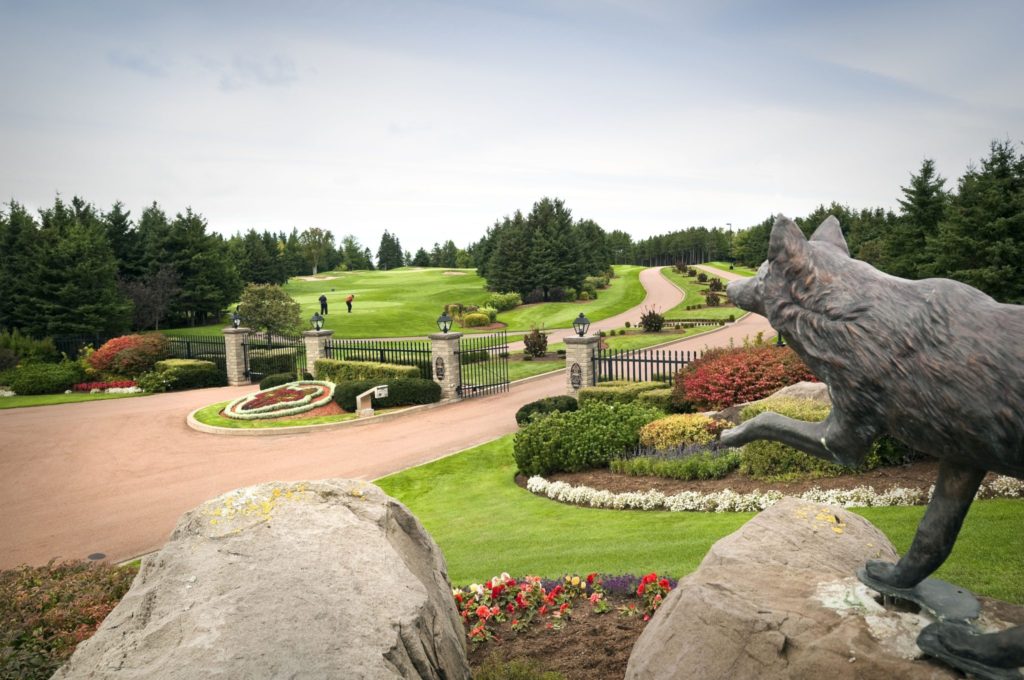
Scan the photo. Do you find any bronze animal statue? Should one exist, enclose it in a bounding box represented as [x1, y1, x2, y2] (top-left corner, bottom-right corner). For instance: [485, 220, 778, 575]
[720, 215, 1024, 673]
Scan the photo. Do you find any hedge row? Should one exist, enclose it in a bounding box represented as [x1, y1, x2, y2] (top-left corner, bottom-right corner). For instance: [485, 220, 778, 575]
[315, 359, 420, 383]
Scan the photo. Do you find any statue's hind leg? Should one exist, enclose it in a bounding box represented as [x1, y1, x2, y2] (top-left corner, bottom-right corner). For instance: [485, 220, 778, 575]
[933, 623, 1024, 670]
[864, 458, 985, 588]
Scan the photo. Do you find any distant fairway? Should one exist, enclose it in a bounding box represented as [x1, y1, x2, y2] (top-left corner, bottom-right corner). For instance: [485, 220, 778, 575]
[162, 265, 649, 339]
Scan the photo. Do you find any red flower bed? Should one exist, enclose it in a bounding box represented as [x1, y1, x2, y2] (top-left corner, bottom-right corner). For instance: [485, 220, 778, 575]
[675, 345, 816, 410]
[241, 386, 317, 411]
[72, 380, 137, 392]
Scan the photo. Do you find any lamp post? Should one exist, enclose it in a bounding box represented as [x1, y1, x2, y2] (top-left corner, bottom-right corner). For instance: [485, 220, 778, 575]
[572, 312, 591, 337]
[436, 311, 453, 334]
[310, 312, 324, 331]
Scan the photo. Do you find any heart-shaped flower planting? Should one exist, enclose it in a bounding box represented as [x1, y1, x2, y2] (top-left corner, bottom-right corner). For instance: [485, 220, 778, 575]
[224, 380, 336, 420]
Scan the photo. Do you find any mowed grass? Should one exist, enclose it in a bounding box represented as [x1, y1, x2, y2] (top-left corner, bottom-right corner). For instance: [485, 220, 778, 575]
[706, 261, 758, 277]
[660, 267, 744, 320]
[492, 266, 646, 332]
[0, 392, 149, 410]
[164, 265, 646, 339]
[376, 435, 1024, 602]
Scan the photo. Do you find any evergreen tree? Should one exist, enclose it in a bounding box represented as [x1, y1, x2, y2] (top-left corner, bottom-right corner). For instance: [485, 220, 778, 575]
[282, 228, 308, 277]
[437, 240, 459, 268]
[888, 159, 948, 279]
[485, 211, 533, 294]
[527, 197, 579, 296]
[376, 230, 404, 270]
[924, 140, 1024, 303]
[411, 247, 431, 267]
[605, 229, 634, 264]
[102, 201, 143, 280]
[574, 218, 611, 276]
[0, 201, 44, 333]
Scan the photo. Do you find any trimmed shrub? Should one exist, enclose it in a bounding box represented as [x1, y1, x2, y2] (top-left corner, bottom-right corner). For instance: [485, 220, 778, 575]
[259, 372, 298, 390]
[738, 398, 843, 479]
[577, 381, 662, 406]
[248, 348, 299, 378]
[88, 334, 170, 376]
[479, 306, 498, 322]
[636, 387, 674, 412]
[315, 358, 419, 383]
[578, 291, 591, 301]
[639, 413, 729, 450]
[462, 312, 491, 328]
[514, 401, 664, 475]
[152, 359, 226, 390]
[676, 345, 816, 410]
[485, 292, 522, 312]
[610, 451, 742, 480]
[10, 361, 85, 395]
[704, 291, 722, 307]
[639, 307, 665, 332]
[514, 395, 579, 425]
[523, 288, 545, 304]
[585, 274, 610, 290]
[523, 328, 548, 358]
[708, 277, 724, 292]
[460, 349, 489, 364]
[696, 272, 708, 283]
[0, 560, 139, 680]
[332, 377, 441, 411]
[0, 329, 58, 364]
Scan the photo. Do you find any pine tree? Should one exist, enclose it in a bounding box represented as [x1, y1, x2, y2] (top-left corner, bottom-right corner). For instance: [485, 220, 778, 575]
[0, 202, 45, 333]
[376, 230, 404, 270]
[411, 247, 431, 267]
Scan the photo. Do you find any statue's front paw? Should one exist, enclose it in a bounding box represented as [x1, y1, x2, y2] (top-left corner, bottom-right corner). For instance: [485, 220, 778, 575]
[719, 423, 747, 448]
[863, 559, 921, 590]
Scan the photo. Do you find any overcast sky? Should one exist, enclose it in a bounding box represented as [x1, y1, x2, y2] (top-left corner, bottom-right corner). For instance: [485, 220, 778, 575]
[1, 0, 1021, 254]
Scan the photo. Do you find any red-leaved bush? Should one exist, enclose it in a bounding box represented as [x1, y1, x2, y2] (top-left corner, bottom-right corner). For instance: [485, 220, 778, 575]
[72, 381, 137, 392]
[88, 335, 170, 377]
[674, 345, 816, 410]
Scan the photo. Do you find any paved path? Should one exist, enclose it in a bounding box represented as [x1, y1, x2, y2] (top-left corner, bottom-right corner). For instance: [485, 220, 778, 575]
[0, 265, 772, 569]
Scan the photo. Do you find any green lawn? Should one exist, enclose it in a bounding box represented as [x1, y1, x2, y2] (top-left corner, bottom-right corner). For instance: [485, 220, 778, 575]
[376, 435, 1024, 602]
[706, 261, 758, 277]
[507, 356, 564, 381]
[496, 266, 646, 331]
[0, 392, 149, 410]
[164, 265, 646, 340]
[660, 267, 744, 320]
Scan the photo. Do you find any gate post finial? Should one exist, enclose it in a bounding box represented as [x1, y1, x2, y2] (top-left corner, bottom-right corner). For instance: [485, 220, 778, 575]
[223, 326, 251, 386]
[429, 331, 463, 401]
[564, 335, 600, 397]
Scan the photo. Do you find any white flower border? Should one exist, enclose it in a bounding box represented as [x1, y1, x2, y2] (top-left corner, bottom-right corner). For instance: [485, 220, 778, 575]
[224, 380, 336, 420]
[525, 474, 1024, 512]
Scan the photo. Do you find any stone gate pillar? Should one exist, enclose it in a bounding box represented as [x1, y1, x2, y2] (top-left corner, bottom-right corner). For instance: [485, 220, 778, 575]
[223, 327, 251, 386]
[429, 332, 463, 402]
[302, 329, 334, 378]
[564, 335, 600, 397]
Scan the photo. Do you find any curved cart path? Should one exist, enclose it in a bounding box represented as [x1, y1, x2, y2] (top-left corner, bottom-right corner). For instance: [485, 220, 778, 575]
[0, 265, 773, 569]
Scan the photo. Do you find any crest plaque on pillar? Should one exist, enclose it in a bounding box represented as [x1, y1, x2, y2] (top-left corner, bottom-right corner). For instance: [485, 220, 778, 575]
[570, 362, 582, 389]
[434, 356, 446, 380]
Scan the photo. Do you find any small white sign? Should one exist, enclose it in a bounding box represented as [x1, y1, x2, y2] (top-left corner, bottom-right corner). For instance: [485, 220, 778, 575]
[374, 385, 389, 399]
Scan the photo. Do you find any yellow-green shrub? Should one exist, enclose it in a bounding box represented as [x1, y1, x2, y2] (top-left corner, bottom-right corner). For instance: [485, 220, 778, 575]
[314, 358, 419, 382]
[462, 312, 491, 327]
[639, 413, 723, 450]
[738, 397, 843, 479]
[577, 381, 662, 406]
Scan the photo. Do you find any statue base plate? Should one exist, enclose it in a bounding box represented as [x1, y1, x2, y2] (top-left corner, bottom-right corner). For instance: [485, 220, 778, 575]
[917, 623, 1023, 680]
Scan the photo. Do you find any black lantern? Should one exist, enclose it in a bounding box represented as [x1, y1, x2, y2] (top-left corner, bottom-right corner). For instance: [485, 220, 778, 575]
[437, 311, 453, 334]
[231, 311, 241, 329]
[572, 312, 590, 337]
[310, 312, 324, 331]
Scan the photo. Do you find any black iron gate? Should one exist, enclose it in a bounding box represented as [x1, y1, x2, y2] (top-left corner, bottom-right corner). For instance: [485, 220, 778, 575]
[242, 332, 307, 383]
[457, 331, 509, 398]
[593, 347, 700, 386]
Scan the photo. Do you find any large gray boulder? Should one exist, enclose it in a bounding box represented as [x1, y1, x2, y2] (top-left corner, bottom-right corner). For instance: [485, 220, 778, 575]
[626, 497, 976, 679]
[55, 480, 470, 679]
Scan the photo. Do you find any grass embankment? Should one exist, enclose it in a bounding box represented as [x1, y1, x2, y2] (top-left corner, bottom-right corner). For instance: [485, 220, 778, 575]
[377, 435, 1024, 603]
[659, 267, 744, 321]
[164, 265, 647, 339]
[705, 261, 758, 277]
[0, 392, 148, 410]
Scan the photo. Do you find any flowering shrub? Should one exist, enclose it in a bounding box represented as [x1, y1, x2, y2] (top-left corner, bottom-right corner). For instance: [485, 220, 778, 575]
[453, 571, 673, 642]
[525, 474, 1024, 511]
[675, 345, 816, 410]
[88, 334, 170, 377]
[638, 414, 728, 450]
[72, 380, 137, 392]
[639, 306, 665, 332]
[523, 328, 548, 358]
[0, 560, 138, 680]
[223, 381, 335, 420]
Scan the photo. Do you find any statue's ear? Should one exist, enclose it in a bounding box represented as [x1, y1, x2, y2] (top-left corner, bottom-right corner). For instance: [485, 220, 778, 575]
[809, 216, 849, 256]
[768, 216, 806, 261]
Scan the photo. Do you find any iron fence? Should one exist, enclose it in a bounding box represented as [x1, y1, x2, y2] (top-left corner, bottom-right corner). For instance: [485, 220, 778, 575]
[165, 335, 228, 377]
[594, 347, 701, 386]
[323, 338, 432, 379]
[243, 332, 307, 382]
[457, 331, 509, 398]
